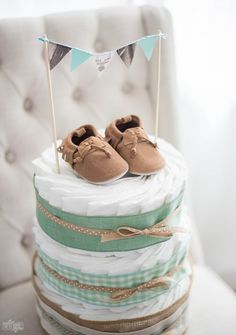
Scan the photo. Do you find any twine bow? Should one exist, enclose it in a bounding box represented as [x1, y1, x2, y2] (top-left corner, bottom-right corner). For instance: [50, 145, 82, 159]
[101, 206, 187, 242]
[117, 225, 186, 238]
[111, 276, 173, 301]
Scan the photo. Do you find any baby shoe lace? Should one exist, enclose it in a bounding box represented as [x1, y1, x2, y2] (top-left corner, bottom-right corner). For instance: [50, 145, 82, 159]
[73, 139, 111, 164]
[123, 128, 157, 158]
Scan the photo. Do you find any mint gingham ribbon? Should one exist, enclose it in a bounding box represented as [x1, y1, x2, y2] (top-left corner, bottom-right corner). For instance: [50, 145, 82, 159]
[36, 245, 187, 288]
[36, 256, 188, 307]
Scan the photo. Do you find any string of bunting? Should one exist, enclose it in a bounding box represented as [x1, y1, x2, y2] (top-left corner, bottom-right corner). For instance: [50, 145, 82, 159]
[38, 32, 167, 73]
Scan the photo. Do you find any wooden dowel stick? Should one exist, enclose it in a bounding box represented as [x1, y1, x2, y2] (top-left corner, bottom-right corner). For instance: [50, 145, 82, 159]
[155, 30, 162, 142]
[43, 34, 61, 174]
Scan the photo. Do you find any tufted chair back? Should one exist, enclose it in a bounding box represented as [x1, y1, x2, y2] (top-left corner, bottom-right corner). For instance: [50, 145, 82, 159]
[0, 5, 177, 290]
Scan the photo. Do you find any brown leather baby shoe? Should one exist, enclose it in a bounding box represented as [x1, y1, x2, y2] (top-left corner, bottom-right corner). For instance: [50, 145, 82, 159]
[105, 115, 165, 175]
[58, 125, 128, 184]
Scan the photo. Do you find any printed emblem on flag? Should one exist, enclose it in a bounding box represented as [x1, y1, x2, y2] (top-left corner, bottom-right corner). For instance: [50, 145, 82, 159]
[94, 52, 115, 72]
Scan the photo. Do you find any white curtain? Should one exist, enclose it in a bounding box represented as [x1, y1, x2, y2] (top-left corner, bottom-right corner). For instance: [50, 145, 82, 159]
[131, 0, 236, 289]
[0, 0, 235, 288]
[163, 0, 236, 289]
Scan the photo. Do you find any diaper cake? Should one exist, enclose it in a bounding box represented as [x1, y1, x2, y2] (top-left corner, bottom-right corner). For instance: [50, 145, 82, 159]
[32, 115, 192, 335]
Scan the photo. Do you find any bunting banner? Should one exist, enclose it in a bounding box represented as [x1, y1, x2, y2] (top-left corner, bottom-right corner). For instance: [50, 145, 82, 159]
[38, 32, 167, 73]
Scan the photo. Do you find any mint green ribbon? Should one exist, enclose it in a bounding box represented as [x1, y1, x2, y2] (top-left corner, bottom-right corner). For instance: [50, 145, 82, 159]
[35, 190, 184, 252]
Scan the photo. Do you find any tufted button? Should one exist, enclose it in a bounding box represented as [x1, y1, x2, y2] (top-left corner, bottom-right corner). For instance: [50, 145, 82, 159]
[122, 82, 134, 94]
[94, 38, 105, 52]
[73, 88, 83, 101]
[21, 234, 33, 249]
[23, 98, 33, 112]
[5, 150, 16, 164]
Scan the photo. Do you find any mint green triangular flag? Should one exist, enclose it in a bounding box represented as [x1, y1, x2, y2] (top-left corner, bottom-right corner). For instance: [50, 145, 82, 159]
[71, 48, 92, 71]
[138, 35, 158, 61]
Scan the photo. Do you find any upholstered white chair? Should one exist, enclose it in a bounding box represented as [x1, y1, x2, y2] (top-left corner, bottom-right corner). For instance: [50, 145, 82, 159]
[0, 5, 236, 334]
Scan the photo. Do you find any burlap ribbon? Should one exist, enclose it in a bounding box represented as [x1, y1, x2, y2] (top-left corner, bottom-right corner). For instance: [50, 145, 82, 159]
[32, 270, 191, 333]
[38, 297, 188, 335]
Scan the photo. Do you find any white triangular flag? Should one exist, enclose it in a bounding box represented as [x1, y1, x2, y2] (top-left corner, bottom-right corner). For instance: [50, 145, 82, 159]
[94, 51, 115, 75]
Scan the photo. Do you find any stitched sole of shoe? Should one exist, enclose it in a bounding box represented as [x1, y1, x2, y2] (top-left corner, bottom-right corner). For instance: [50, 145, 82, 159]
[78, 169, 129, 185]
[129, 170, 161, 176]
